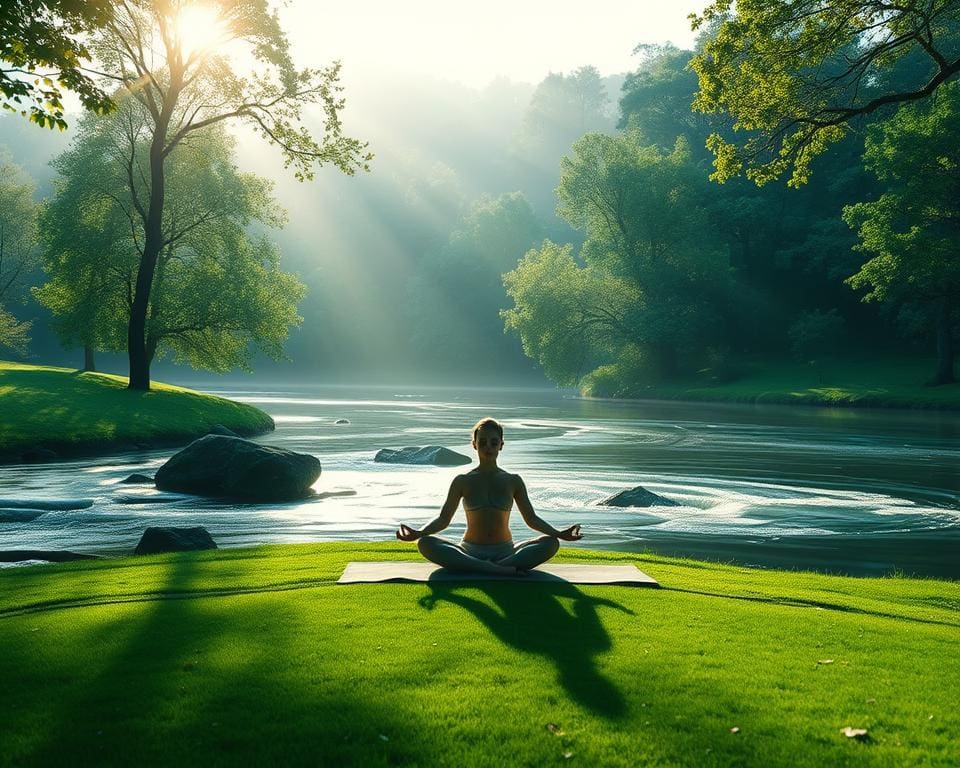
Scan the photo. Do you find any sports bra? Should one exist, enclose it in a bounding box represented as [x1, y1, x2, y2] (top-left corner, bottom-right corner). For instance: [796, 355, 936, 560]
[461, 474, 514, 512]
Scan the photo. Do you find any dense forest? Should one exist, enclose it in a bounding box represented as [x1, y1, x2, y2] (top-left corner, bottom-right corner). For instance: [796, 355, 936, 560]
[1, 1, 957, 391]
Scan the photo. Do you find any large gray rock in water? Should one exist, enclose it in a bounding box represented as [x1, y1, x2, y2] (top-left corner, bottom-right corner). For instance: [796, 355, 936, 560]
[374, 446, 471, 466]
[155, 435, 321, 500]
[599, 486, 680, 508]
[134, 526, 217, 555]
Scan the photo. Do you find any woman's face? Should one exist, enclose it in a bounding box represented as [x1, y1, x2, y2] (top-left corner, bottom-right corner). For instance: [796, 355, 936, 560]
[472, 427, 503, 459]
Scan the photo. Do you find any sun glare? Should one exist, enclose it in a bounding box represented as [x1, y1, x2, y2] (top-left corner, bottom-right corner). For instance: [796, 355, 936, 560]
[173, 3, 230, 61]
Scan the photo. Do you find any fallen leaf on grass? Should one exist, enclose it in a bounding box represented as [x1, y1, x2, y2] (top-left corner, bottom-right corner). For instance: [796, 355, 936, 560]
[841, 727, 868, 740]
[546, 723, 564, 736]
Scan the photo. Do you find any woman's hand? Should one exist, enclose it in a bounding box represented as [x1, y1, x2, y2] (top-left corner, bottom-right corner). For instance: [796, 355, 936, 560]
[557, 524, 583, 541]
[396, 524, 422, 542]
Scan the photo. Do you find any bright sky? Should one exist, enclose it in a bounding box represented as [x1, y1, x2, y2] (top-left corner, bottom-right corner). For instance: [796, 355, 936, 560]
[282, 1, 705, 87]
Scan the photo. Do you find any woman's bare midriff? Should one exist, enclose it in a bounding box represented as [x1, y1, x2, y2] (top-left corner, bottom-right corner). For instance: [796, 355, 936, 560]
[462, 507, 512, 544]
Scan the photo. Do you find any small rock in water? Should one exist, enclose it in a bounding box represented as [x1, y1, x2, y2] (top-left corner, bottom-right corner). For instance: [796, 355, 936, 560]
[334, 418, 350, 425]
[120, 473, 155, 485]
[374, 446, 471, 466]
[599, 486, 680, 508]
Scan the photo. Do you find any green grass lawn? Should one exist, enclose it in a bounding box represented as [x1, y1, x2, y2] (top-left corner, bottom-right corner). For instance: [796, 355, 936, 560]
[1, 542, 956, 767]
[594, 357, 960, 409]
[0, 361, 273, 459]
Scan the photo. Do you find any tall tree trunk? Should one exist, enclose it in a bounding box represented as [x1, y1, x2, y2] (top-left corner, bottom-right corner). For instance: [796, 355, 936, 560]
[933, 296, 955, 386]
[127, 114, 172, 391]
[82, 345, 96, 372]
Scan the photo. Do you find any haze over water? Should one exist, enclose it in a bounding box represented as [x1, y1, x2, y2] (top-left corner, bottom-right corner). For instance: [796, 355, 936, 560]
[3, 385, 958, 577]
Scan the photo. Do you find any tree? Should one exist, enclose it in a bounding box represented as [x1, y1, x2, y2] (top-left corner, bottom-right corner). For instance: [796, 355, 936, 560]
[558, 133, 734, 377]
[618, 39, 888, 359]
[502, 240, 637, 386]
[619, 45, 710, 154]
[1, 0, 115, 129]
[0, 156, 38, 354]
[0, 306, 30, 354]
[32, 116, 132, 369]
[521, 66, 611, 143]
[407, 192, 543, 373]
[35, 104, 305, 373]
[690, 0, 960, 186]
[512, 67, 617, 224]
[503, 132, 736, 390]
[88, 0, 370, 389]
[843, 81, 960, 384]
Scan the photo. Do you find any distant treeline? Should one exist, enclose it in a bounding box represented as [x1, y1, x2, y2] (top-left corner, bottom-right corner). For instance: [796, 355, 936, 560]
[2, 28, 958, 390]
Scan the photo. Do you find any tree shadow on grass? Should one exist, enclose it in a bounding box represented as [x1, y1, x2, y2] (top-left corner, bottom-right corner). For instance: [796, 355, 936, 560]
[665, 587, 960, 628]
[17, 554, 415, 766]
[419, 581, 634, 719]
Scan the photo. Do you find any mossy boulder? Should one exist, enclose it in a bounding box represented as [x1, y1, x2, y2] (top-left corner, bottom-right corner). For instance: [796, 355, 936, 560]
[155, 435, 321, 500]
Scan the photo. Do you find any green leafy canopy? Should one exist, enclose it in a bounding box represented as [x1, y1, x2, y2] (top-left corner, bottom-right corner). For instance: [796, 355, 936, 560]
[690, 0, 960, 186]
[0, 1, 115, 130]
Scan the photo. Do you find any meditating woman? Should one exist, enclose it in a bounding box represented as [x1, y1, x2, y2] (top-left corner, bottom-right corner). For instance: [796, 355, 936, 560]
[396, 417, 583, 574]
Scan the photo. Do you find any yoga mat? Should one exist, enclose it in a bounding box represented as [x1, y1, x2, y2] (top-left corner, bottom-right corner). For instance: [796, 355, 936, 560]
[338, 561, 659, 587]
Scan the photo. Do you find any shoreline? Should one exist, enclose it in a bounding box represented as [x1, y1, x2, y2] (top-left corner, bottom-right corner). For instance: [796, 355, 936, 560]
[577, 390, 960, 412]
[4, 535, 958, 581]
[0, 361, 275, 465]
[0, 422, 274, 466]
[577, 357, 960, 411]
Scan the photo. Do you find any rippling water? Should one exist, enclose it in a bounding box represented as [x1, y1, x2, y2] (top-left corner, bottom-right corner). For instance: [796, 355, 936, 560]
[2, 384, 959, 577]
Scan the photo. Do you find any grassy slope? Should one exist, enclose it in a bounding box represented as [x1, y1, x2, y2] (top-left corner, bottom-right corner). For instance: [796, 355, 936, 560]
[0, 361, 273, 457]
[587, 358, 960, 410]
[1, 543, 956, 767]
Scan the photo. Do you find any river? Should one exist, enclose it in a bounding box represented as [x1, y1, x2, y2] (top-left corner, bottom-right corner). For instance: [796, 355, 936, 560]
[2, 384, 958, 577]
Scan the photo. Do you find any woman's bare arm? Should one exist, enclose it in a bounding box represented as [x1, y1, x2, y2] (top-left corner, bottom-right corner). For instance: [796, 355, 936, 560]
[514, 476, 582, 540]
[396, 475, 464, 541]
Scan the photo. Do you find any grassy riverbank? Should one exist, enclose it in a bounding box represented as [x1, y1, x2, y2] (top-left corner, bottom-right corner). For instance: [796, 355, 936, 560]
[1, 542, 956, 766]
[0, 361, 273, 461]
[584, 357, 960, 409]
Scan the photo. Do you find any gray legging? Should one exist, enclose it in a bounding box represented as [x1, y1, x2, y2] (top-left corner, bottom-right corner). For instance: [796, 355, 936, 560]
[417, 534, 560, 572]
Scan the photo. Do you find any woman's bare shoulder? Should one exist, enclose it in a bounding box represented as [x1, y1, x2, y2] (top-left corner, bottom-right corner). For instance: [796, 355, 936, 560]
[507, 470, 526, 487]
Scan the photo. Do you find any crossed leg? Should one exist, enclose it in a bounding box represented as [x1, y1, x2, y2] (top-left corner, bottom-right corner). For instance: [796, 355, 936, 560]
[496, 535, 560, 570]
[417, 535, 560, 574]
